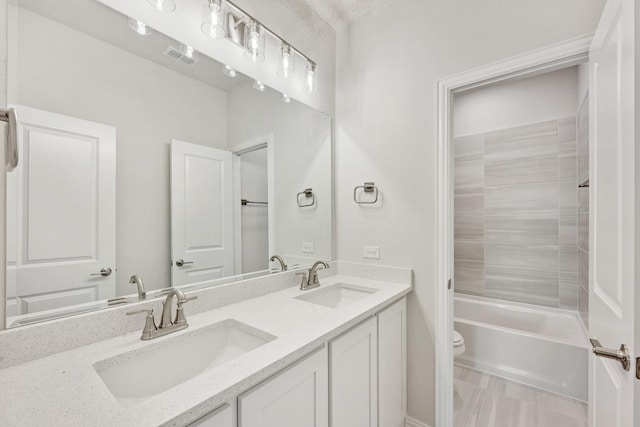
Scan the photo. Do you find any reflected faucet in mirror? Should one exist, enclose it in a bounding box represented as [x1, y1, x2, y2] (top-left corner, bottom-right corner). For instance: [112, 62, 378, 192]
[270, 255, 288, 272]
[129, 275, 146, 300]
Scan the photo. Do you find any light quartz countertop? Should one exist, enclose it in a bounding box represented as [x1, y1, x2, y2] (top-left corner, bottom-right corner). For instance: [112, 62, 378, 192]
[0, 273, 411, 426]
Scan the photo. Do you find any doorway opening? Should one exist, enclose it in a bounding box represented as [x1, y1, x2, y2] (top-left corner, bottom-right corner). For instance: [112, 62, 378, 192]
[435, 35, 593, 427]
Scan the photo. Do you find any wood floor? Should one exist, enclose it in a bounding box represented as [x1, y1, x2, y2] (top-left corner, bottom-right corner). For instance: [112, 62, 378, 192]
[454, 364, 588, 427]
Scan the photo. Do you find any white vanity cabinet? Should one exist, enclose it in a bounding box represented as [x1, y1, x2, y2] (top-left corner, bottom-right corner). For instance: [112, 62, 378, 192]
[238, 346, 329, 427]
[188, 403, 234, 427]
[378, 297, 407, 427]
[330, 316, 378, 427]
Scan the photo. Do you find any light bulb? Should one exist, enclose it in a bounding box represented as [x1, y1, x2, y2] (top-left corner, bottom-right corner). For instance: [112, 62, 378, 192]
[180, 44, 197, 59]
[303, 61, 317, 93]
[281, 93, 291, 103]
[222, 64, 237, 77]
[146, 0, 176, 12]
[252, 80, 266, 91]
[277, 43, 295, 79]
[201, 0, 225, 39]
[128, 18, 152, 36]
[244, 20, 265, 62]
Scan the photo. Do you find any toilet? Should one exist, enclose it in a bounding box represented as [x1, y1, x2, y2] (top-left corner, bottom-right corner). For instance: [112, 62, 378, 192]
[453, 330, 465, 358]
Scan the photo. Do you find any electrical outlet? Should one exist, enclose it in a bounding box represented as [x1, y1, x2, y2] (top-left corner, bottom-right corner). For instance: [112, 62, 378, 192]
[363, 245, 380, 260]
[302, 242, 314, 254]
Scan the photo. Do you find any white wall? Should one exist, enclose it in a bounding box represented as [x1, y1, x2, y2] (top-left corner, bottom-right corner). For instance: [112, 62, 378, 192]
[334, 0, 605, 424]
[9, 7, 228, 295]
[239, 148, 269, 272]
[227, 82, 332, 265]
[578, 62, 589, 103]
[453, 66, 579, 136]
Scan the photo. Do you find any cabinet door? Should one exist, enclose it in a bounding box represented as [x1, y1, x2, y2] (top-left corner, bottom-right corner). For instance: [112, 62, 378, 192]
[330, 316, 377, 427]
[238, 347, 328, 427]
[378, 297, 407, 427]
[188, 402, 234, 427]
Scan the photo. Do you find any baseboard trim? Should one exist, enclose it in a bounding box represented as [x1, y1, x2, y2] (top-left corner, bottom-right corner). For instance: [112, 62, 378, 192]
[405, 416, 432, 427]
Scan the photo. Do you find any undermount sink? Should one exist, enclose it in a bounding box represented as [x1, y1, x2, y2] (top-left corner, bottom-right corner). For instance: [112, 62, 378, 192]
[94, 319, 275, 407]
[295, 283, 379, 309]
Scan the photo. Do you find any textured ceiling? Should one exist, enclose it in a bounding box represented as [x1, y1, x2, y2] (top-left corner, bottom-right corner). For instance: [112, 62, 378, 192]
[300, 0, 397, 27]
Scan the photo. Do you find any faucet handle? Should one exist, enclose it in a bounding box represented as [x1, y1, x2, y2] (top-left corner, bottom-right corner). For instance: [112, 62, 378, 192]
[126, 308, 153, 316]
[180, 295, 198, 304]
[126, 309, 157, 340]
[295, 271, 308, 289]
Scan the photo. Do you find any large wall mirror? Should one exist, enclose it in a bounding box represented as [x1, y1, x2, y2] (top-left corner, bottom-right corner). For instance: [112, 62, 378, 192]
[5, 0, 332, 327]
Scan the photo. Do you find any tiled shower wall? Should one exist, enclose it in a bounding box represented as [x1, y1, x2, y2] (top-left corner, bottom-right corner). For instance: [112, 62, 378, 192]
[577, 95, 589, 327]
[454, 117, 579, 309]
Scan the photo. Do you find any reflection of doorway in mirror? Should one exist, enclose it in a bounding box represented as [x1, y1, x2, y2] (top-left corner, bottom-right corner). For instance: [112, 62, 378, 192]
[170, 140, 235, 288]
[237, 148, 269, 273]
[6, 105, 116, 318]
[229, 135, 274, 275]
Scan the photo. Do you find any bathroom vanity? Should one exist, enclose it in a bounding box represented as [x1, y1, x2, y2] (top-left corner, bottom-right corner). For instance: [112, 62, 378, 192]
[0, 262, 411, 426]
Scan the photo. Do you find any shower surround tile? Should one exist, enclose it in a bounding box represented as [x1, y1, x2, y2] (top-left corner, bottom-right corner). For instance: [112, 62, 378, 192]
[454, 160, 484, 194]
[485, 182, 558, 215]
[454, 116, 581, 311]
[485, 266, 558, 307]
[455, 241, 485, 270]
[454, 214, 484, 242]
[559, 214, 578, 247]
[485, 214, 557, 245]
[485, 155, 558, 186]
[453, 266, 485, 296]
[454, 133, 484, 162]
[560, 277, 578, 309]
[558, 116, 577, 149]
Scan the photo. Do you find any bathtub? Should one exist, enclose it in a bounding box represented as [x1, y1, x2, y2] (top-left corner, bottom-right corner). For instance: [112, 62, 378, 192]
[454, 294, 589, 401]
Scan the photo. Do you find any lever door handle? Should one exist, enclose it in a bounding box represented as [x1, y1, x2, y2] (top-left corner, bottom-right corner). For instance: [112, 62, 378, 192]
[91, 267, 112, 277]
[175, 259, 194, 267]
[590, 338, 631, 371]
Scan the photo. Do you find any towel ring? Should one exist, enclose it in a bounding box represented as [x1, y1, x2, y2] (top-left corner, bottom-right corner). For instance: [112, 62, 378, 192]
[297, 188, 315, 207]
[354, 182, 378, 204]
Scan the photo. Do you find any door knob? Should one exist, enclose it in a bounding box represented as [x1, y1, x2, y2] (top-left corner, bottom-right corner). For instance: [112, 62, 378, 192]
[90, 267, 112, 277]
[175, 259, 194, 267]
[590, 338, 631, 371]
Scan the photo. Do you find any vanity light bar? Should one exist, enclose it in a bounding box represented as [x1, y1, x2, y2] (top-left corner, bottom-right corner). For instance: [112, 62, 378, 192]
[223, 0, 317, 71]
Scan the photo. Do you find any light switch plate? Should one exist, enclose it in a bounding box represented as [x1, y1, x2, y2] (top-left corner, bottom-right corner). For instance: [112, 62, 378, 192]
[302, 242, 314, 253]
[363, 246, 380, 259]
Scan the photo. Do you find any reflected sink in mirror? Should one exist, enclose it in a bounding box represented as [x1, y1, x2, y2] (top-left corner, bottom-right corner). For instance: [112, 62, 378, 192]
[94, 320, 275, 407]
[295, 283, 379, 309]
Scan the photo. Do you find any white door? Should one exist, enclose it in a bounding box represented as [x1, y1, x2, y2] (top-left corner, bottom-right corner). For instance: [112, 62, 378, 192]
[170, 140, 234, 287]
[7, 105, 116, 315]
[588, 0, 636, 425]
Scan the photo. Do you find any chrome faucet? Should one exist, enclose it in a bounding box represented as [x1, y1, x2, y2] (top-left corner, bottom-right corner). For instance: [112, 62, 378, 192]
[129, 275, 146, 300]
[297, 260, 330, 290]
[127, 289, 197, 340]
[270, 255, 288, 272]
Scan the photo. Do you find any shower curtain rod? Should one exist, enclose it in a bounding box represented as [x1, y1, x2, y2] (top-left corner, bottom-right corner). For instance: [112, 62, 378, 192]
[241, 199, 268, 206]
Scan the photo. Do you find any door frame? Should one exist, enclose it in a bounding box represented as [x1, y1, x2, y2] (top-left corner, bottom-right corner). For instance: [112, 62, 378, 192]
[434, 34, 592, 426]
[228, 134, 275, 274]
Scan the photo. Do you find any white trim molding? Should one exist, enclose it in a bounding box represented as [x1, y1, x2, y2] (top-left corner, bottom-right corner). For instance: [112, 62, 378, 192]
[405, 415, 432, 427]
[434, 33, 592, 427]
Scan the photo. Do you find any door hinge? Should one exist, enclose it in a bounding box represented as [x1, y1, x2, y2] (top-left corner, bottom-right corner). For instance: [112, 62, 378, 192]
[447, 279, 452, 290]
[636, 357, 640, 380]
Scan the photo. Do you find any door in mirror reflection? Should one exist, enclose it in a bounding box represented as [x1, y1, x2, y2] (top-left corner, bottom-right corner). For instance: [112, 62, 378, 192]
[170, 140, 234, 287]
[6, 105, 116, 316]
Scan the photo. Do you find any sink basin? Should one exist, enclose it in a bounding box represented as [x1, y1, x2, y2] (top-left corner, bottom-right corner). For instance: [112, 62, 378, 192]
[94, 319, 275, 407]
[295, 283, 379, 309]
